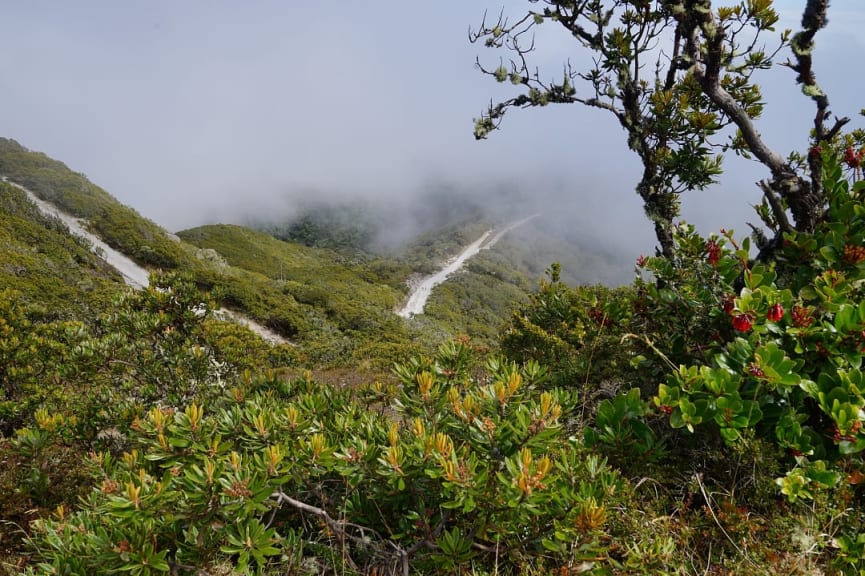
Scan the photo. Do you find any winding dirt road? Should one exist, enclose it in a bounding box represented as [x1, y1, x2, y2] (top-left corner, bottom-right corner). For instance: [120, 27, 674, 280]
[397, 215, 538, 318]
[4, 177, 290, 345]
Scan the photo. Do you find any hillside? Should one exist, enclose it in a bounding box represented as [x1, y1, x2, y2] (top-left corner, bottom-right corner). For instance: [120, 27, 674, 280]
[0, 138, 190, 270]
[0, 139, 553, 367]
[0, 180, 124, 317]
[177, 223, 419, 364]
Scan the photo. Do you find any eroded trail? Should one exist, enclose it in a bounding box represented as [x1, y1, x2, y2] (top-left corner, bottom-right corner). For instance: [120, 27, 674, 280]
[4, 178, 290, 345]
[397, 215, 538, 318]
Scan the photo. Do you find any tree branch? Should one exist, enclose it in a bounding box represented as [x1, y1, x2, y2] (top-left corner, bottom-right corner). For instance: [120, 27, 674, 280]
[271, 491, 411, 576]
[675, 0, 828, 237]
[787, 0, 848, 210]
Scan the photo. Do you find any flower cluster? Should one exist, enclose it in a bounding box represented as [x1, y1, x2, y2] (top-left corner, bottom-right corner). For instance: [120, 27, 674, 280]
[791, 305, 814, 328]
[843, 244, 865, 265]
[706, 239, 721, 267]
[844, 146, 863, 169]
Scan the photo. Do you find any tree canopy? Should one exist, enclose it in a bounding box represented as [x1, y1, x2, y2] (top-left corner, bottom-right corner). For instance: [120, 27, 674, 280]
[472, 0, 860, 259]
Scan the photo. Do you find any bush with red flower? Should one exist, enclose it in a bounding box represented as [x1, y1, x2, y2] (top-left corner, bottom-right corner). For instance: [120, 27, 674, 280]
[654, 151, 865, 500]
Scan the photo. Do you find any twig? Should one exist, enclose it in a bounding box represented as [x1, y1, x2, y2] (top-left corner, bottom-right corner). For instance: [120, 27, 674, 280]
[620, 333, 676, 371]
[694, 473, 758, 569]
[271, 491, 410, 576]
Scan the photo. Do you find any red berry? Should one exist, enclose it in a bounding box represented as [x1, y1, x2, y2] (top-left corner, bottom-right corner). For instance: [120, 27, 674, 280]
[732, 313, 752, 332]
[767, 303, 784, 322]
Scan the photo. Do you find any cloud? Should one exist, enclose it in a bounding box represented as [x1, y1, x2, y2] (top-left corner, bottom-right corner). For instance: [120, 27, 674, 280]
[0, 0, 861, 268]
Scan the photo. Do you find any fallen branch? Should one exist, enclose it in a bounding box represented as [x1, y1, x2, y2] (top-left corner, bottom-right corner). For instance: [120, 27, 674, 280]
[270, 490, 411, 576]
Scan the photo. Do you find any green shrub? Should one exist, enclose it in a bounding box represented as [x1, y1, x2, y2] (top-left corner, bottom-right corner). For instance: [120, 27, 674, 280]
[500, 263, 643, 397]
[652, 152, 865, 499]
[22, 339, 632, 575]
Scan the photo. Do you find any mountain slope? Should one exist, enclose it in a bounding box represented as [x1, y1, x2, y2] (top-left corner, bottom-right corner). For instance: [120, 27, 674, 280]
[0, 180, 124, 317]
[0, 137, 625, 367]
[0, 140, 422, 365]
[0, 138, 189, 270]
[179, 224, 420, 363]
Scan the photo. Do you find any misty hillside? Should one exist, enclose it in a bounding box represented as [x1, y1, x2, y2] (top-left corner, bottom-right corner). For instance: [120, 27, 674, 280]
[248, 185, 635, 285]
[0, 138, 635, 370]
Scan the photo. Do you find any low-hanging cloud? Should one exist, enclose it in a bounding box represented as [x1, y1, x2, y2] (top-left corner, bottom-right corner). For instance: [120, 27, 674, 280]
[1, 1, 861, 277]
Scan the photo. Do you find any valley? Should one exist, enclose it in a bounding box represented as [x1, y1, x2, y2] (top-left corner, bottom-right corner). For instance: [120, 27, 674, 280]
[1, 137, 625, 367]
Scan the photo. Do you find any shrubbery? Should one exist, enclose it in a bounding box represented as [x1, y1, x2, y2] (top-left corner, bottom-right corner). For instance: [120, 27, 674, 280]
[495, 150, 865, 571]
[21, 341, 632, 574]
[4, 144, 865, 573]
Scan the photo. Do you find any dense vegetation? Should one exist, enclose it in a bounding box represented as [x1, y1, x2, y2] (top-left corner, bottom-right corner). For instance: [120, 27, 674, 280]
[178, 224, 418, 365]
[4, 1, 865, 572]
[2, 145, 865, 573]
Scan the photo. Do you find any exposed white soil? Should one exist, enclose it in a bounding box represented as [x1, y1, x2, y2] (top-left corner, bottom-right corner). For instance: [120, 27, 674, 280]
[397, 214, 538, 318]
[6, 179, 151, 289]
[3, 177, 291, 345]
[212, 309, 289, 345]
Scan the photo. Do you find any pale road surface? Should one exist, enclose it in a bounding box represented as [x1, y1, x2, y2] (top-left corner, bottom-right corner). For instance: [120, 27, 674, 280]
[3, 177, 290, 345]
[397, 214, 539, 318]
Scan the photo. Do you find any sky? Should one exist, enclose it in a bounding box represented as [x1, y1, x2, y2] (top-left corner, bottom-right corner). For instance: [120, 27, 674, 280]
[1, 1, 863, 260]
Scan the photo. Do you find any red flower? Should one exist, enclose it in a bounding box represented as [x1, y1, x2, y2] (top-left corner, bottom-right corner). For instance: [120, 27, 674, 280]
[721, 295, 735, 315]
[748, 363, 765, 378]
[636, 255, 648, 268]
[843, 244, 865, 265]
[732, 313, 752, 332]
[844, 146, 862, 169]
[588, 308, 611, 327]
[767, 303, 784, 322]
[706, 239, 721, 267]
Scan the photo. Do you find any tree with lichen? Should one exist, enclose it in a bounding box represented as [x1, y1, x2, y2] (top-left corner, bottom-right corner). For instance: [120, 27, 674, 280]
[471, 0, 856, 261]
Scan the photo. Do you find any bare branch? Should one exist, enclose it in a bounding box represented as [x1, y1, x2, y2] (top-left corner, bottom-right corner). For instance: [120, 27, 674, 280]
[785, 0, 850, 208]
[271, 491, 411, 576]
[757, 180, 794, 235]
[675, 0, 826, 239]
